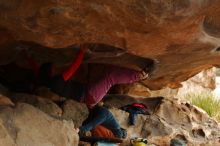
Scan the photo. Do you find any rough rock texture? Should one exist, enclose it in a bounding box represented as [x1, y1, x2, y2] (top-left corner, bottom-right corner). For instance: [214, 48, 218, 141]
[61, 99, 89, 128]
[0, 84, 14, 106]
[0, 0, 220, 89]
[0, 103, 79, 146]
[35, 87, 67, 102]
[11, 93, 63, 117]
[110, 83, 151, 97]
[0, 94, 14, 106]
[177, 67, 216, 97]
[111, 83, 179, 98]
[9, 92, 89, 127]
[0, 89, 219, 146]
[151, 67, 216, 98]
[105, 96, 220, 146]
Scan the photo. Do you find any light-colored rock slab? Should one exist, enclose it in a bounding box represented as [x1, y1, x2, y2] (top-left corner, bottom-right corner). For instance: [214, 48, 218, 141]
[0, 103, 78, 146]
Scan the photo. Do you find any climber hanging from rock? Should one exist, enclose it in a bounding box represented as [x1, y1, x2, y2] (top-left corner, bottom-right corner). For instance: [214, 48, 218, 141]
[22, 45, 155, 107]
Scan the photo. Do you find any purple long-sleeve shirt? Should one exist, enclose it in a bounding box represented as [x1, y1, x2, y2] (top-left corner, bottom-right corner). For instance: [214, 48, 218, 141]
[84, 65, 141, 106]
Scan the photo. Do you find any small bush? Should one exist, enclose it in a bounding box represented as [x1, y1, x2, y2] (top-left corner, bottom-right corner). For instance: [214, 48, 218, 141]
[184, 92, 220, 122]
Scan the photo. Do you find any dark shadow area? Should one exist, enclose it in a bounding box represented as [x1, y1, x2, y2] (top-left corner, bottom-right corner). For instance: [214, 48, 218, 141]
[216, 47, 220, 52]
[192, 129, 206, 138]
[2, 41, 155, 70]
[87, 52, 155, 72]
[203, 15, 220, 38]
[0, 42, 156, 105]
[0, 63, 36, 93]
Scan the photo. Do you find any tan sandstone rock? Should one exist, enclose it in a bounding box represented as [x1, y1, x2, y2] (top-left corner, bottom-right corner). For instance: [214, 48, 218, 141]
[106, 96, 220, 146]
[0, 84, 14, 106]
[0, 1, 220, 89]
[11, 93, 63, 117]
[0, 94, 14, 106]
[61, 99, 89, 128]
[0, 103, 78, 146]
[0, 92, 218, 146]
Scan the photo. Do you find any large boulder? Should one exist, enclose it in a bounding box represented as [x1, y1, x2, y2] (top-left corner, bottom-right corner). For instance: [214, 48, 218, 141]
[0, 1, 220, 89]
[61, 99, 89, 128]
[0, 103, 78, 146]
[11, 93, 63, 117]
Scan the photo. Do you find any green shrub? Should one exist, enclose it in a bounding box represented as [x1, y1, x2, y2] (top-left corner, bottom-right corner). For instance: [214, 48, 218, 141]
[184, 92, 220, 122]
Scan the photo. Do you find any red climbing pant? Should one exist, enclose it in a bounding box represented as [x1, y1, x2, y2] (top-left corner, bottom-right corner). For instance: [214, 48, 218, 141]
[91, 125, 115, 139]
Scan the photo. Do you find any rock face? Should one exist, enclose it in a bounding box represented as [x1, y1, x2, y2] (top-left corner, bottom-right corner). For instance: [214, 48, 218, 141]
[0, 0, 220, 89]
[9, 92, 89, 128]
[11, 93, 63, 117]
[177, 67, 216, 97]
[106, 96, 220, 146]
[150, 67, 217, 98]
[0, 89, 219, 146]
[0, 103, 79, 146]
[61, 99, 89, 128]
